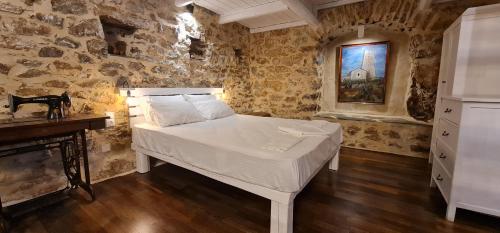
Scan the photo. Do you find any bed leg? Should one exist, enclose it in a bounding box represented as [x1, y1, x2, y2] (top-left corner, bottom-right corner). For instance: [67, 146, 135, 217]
[136, 152, 150, 174]
[329, 150, 339, 171]
[270, 200, 293, 233]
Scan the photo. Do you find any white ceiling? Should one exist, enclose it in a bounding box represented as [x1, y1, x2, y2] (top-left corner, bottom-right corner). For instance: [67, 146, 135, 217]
[194, 0, 276, 14]
[175, 0, 453, 33]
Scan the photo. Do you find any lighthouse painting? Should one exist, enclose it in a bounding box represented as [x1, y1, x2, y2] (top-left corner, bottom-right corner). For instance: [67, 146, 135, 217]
[338, 41, 389, 104]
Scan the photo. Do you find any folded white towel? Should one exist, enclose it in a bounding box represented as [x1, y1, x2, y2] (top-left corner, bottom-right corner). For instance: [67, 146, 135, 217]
[278, 123, 329, 137]
[261, 134, 303, 152]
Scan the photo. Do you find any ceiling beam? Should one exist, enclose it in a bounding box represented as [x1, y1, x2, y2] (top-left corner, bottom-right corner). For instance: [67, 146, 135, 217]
[279, 0, 320, 28]
[250, 20, 307, 33]
[418, 0, 432, 10]
[218, 1, 289, 24]
[433, 0, 456, 4]
[314, 0, 365, 11]
[175, 0, 193, 7]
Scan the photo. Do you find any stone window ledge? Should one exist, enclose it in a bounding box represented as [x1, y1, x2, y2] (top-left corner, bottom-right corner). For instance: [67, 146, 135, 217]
[314, 111, 432, 126]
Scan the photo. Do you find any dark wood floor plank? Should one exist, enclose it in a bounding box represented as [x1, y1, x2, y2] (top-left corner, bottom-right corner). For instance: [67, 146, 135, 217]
[10, 148, 500, 233]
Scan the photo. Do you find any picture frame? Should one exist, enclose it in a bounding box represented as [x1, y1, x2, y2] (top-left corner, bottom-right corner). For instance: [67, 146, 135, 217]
[337, 41, 390, 104]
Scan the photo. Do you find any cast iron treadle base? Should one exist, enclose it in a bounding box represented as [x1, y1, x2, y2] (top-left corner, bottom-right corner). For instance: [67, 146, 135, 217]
[0, 214, 7, 233]
[0, 131, 96, 232]
[59, 134, 94, 200]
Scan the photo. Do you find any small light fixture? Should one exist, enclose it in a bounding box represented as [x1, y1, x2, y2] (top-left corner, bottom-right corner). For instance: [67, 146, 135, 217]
[119, 80, 132, 97]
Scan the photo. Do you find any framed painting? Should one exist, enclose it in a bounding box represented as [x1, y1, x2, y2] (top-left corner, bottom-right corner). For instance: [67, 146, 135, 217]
[337, 41, 390, 104]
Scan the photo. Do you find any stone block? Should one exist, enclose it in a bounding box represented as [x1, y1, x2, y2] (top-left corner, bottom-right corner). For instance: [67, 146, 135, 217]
[53, 61, 82, 70]
[86, 39, 108, 57]
[0, 63, 11, 75]
[17, 69, 49, 78]
[0, 35, 34, 50]
[2, 18, 51, 36]
[128, 61, 145, 71]
[44, 80, 69, 88]
[0, 1, 24, 14]
[77, 53, 93, 64]
[39, 47, 64, 57]
[69, 19, 102, 37]
[16, 87, 49, 96]
[35, 13, 64, 28]
[16, 59, 42, 67]
[99, 62, 125, 76]
[51, 0, 87, 15]
[55, 37, 80, 49]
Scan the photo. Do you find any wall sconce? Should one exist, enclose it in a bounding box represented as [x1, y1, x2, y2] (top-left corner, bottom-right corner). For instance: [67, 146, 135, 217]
[119, 80, 133, 97]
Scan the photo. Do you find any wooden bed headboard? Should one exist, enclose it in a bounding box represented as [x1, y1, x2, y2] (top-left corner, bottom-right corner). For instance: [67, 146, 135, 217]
[120, 88, 223, 127]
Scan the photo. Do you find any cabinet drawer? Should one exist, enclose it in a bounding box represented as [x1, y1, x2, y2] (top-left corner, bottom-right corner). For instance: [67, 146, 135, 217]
[437, 119, 459, 150]
[434, 139, 456, 175]
[432, 161, 452, 202]
[441, 99, 462, 124]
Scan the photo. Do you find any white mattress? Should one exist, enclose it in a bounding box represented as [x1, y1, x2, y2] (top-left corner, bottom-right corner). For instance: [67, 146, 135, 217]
[132, 115, 342, 193]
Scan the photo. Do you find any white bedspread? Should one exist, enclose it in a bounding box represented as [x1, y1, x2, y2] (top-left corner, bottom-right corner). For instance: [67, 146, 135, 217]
[132, 115, 342, 193]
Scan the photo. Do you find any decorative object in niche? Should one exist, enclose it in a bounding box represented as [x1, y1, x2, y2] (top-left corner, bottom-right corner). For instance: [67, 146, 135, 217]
[338, 41, 390, 104]
[99, 15, 137, 57]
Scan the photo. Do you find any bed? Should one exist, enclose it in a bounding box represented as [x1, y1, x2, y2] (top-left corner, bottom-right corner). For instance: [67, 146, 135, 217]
[124, 88, 342, 233]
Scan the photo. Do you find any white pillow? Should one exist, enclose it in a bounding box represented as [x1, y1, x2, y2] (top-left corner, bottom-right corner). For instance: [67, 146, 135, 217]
[191, 99, 234, 120]
[138, 95, 185, 122]
[183, 94, 216, 103]
[147, 101, 205, 127]
[139, 95, 186, 122]
[144, 95, 185, 103]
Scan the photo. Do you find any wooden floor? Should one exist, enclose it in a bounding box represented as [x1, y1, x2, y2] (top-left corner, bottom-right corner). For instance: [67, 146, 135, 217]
[10, 148, 500, 233]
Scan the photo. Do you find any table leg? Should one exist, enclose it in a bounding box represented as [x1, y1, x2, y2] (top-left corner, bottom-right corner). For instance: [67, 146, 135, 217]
[79, 130, 95, 201]
[60, 132, 94, 201]
[0, 196, 8, 233]
[60, 137, 81, 189]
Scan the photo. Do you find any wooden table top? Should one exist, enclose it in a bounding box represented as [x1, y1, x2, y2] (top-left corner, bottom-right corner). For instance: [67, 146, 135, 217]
[0, 114, 109, 145]
[0, 114, 108, 129]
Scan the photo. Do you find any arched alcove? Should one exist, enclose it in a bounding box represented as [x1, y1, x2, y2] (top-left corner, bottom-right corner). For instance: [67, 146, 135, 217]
[319, 27, 412, 117]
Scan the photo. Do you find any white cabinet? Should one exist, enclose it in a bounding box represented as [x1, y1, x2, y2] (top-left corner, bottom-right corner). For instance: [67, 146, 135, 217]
[430, 3, 500, 222]
[431, 98, 500, 221]
[431, 3, 500, 156]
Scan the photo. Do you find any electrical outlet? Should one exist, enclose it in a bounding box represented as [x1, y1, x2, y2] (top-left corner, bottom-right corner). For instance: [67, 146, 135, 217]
[105, 112, 115, 128]
[105, 119, 115, 127]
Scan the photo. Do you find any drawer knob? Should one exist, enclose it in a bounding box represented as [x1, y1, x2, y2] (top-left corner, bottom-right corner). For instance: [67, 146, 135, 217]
[437, 174, 444, 181]
[439, 153, 447, 159]
[444, 108, 453, 113]
[442, 131, 450, 136]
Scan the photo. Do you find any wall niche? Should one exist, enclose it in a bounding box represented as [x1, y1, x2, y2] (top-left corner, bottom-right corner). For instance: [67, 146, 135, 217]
[189, 36, 207, 60]
[320, 28, 411, 118]
[100, 15, 137, 57]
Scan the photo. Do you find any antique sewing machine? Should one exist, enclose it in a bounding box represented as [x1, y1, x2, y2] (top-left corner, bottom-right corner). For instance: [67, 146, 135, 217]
[0, 92, 108, 233]
[4, 92, 71, 119]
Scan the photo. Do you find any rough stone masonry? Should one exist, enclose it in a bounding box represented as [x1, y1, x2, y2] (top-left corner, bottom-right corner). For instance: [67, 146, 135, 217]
[1, 0, 500, 205]
[0, 0, 251, 204]
[247, 0, 500, 157]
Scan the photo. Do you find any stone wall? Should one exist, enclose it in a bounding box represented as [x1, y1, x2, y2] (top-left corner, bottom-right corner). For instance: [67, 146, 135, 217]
[247, 0, 500, 156]
[314, 113, 433, 158]
[0, 0, 250, 205]
[337, 119, 433, 158]
[2, 0, 500, 205]
[249, 28, 321, 119]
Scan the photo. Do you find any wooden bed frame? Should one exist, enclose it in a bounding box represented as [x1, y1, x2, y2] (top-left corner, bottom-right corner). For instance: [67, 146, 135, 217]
[123, 88, 340, 233]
